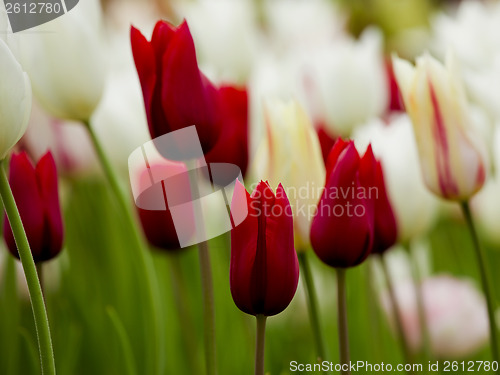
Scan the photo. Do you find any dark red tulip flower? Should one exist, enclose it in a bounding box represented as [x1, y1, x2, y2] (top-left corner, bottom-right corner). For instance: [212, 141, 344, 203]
[370, 159, 398, 254]
[205, 86, 249, 177]
[230, 180, 299, 316]
[316, 125, 337, 165]
[3, 151, 64, 263]
[134, 161, 194, 251]
[310, 139, 376, 268]
[132, 20, 248, 156]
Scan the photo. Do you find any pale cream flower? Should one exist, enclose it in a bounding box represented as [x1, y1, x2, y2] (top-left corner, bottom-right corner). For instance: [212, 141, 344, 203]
[250, 100, 325, 250]
[393, 52, 488, 200]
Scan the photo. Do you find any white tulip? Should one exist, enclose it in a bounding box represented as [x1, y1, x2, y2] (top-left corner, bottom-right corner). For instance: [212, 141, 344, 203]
[0, 37, 31, 159]
[92, 68, 150, 173]
[304, 28, 388, 137]
[393, 52, 488, 201]
[353, 114, 439, 242]
[431, 1, 500, 121]
[250, 100, 325, 250]
[0, 2, 18, 54]
[264, 0, 345, 52]
[381, 275, 490, 358]
[19, 0, 106, 122]
[179, 0, 259, 83]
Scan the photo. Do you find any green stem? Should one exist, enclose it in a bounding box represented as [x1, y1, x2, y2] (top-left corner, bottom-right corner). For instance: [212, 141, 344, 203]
[0, 158, 56, 375]
[336, 268, 350, 375]
[404, 242, 431, 360]
[255, 314, 267, 375]
[84, 121, 164, 375]
[187, 165, 216, 375]
[298, 251, 327, 366]
[36, 262, 44, 296]
[460, 201, 499, 366]
[380, 255, 413, 369]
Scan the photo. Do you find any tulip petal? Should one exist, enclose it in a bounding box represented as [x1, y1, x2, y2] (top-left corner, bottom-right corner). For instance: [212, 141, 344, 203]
[36, 152, 64, 260]
[0, 39, 31, 159]
[161, 21, 220, 152]
[371, 161, 398, 253]
[3, 153, 45, 260]
[325, 138, 350, 180]
[230, 180, 258, 315]
[262, 184, 298, 316]
[311, 143, 373, 267]
[131, 25, 165, 138]
[150, 21, 176, 61]
[205, 86, 249, 177]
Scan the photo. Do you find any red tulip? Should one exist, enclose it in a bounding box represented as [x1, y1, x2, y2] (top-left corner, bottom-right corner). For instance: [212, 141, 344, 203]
[3, 151, 64, 262]
[310, 139, 375, 268]
[131, 20, 225, 154]
[370, 159, 398, 254]
[316, 125, 337, 165]
[230, 181, 299, 316]
[134, 161, 194, 251]
[205, 86, 249, 177]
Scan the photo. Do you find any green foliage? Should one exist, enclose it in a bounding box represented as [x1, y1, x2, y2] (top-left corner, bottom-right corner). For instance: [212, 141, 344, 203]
[0, 178, 495, 374]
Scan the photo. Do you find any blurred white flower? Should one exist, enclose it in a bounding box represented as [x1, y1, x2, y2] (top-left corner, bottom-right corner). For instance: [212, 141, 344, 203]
[250, 100, 325, 250]
[303, 28, 388, 137]
[0, 32, 31, 160]
[89, 14, 151, 173]
[92, 68, 150, 172]
[21, 101, 97, 176]
[381, 275, 490, 358]
[353, 114, 439, 242]
[264, 0, 345, 53]
[179, 0, 260, 83]
[432, 1, 500, 121]
[248, 26, 388, 157]
[19, 0, 106, 122]
[248, 50, 306, 157]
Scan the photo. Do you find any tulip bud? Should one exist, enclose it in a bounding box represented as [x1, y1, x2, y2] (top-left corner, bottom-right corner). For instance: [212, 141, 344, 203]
[131, 20, 223, 154]
[18, 0, 106, 122]
[0, 38, 31, 160]
[353, 114, 439, 242]
[205, 86, 249, 177]
[3, 152, 64, 262]
[251, 100, 325, 250]
[310, 139, 375, 268]
[230, 180, 299, 316]
[392, 52, 488, 200]
[371, 157, 398, 254]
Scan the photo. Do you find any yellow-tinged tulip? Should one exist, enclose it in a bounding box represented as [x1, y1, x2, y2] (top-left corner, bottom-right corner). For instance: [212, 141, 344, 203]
[0, 38, 31, 159]
[392, 52, 488, 201]
[251, 100, 325, 250]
